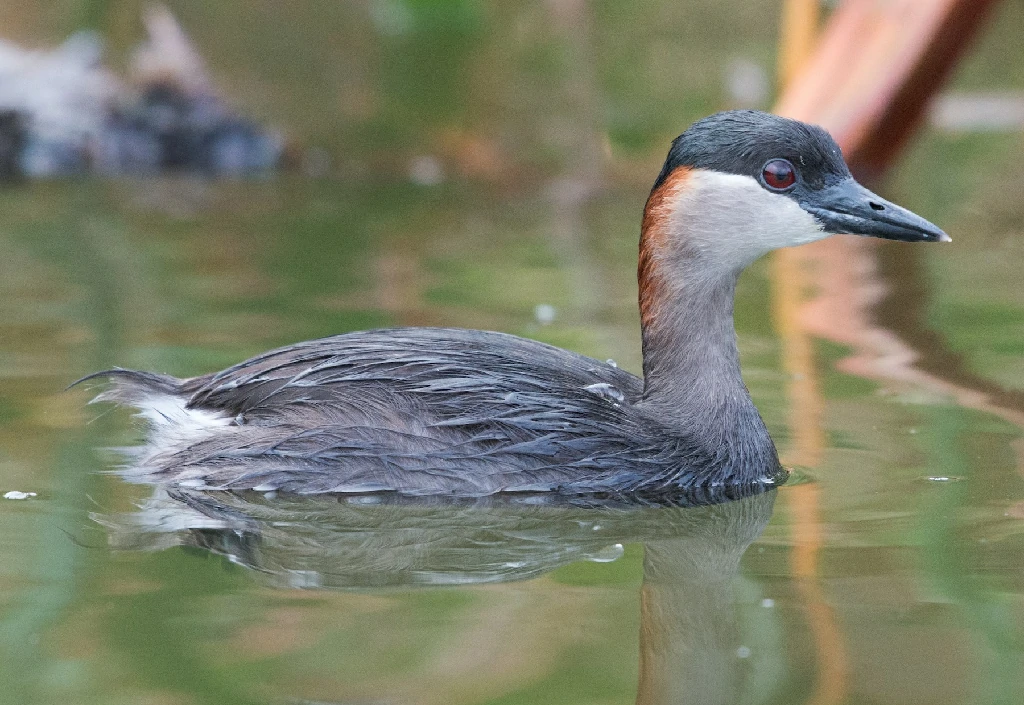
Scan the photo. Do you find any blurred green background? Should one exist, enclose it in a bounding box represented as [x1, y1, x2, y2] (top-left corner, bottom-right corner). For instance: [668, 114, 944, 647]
[1, 1, 1023, 704]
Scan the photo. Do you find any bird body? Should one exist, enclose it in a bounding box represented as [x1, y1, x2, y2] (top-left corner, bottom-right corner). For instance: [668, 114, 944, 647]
[90, 328, 780, 497]
[79, 111, 947, 498]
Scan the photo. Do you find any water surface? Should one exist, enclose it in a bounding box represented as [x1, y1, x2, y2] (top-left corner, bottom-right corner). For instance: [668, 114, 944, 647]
[2, 2, 1024, 704]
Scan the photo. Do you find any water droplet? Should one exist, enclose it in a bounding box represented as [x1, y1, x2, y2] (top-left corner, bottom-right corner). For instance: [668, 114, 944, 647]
[534, 304, 557, 325]
[736, 646, 752, 658]
[370, 0, 414, 35]
[3, 490, 37, 500]
[584, 382, 625, 403]
[408, 155, 444, 185]
[761, 598, 775, 608]
[605, 359, 618, 368]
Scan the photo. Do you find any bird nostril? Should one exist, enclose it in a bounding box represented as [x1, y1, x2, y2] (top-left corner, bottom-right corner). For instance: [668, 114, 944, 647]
[869, 201, 885, 211]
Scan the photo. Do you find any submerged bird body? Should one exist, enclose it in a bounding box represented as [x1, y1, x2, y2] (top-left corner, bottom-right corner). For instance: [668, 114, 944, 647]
[81, 111, 947, 497]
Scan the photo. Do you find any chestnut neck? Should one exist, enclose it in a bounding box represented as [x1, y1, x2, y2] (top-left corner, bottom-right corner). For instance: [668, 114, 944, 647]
[635, 174, 777, 471]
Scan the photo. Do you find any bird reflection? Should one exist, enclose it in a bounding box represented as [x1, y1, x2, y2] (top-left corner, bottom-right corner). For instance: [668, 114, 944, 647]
[97, 487, 775, 703]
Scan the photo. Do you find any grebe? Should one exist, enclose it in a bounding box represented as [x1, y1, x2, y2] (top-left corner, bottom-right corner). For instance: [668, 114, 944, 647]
[78, 111, 947, 497]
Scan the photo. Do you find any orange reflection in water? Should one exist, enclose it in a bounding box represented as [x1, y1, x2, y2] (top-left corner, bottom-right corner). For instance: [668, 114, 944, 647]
[771, 2, 1004, 705]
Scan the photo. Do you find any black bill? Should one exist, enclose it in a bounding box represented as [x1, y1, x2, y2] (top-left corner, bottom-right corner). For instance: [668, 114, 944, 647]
[800, 178, 950, 243]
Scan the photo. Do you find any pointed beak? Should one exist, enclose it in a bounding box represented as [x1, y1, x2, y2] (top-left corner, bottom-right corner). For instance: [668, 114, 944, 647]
[801, 178, 950, 243]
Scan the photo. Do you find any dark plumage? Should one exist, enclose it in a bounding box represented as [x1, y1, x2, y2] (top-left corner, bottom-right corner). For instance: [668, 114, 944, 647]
[76, 110, 947, 498]
[81, 328, 782, 497]
[651, 109, 849, 193]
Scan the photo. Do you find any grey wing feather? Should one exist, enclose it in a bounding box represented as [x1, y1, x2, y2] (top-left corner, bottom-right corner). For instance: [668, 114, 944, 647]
[85, 328, 673, 495]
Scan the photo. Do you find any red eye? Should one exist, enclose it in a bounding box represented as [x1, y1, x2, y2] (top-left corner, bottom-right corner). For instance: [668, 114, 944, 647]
[762, 159, 796, 190]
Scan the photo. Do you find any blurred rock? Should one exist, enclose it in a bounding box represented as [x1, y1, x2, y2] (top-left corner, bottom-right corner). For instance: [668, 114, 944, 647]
[0, 110, 26, 179]
[97, 82, 283, 176]
[0, 5, 284, 180]
[0, 31, 115, 177]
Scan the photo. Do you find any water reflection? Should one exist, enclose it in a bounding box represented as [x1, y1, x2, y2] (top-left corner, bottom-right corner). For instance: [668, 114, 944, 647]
[97, 487, 774, 703]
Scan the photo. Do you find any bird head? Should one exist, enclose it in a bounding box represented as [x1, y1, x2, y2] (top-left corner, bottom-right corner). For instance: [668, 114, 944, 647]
[642, 110, 948, 275]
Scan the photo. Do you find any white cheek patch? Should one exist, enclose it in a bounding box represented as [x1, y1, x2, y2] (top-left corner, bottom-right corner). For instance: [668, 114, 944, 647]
[667, 171, 828, 268]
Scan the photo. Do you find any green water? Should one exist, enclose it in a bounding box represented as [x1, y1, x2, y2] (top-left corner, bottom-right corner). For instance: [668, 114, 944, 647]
[3, 2, 1024, 704]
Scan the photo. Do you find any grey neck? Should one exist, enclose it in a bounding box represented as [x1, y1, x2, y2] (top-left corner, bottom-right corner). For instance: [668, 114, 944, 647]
[637, 262, 777, 473]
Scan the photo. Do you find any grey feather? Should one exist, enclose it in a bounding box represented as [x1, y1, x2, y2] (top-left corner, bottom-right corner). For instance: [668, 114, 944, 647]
[75, 327, 785, 497]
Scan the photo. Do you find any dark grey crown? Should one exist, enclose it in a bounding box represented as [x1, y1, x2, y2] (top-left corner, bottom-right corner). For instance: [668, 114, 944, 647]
[651, 110, 851, 194]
